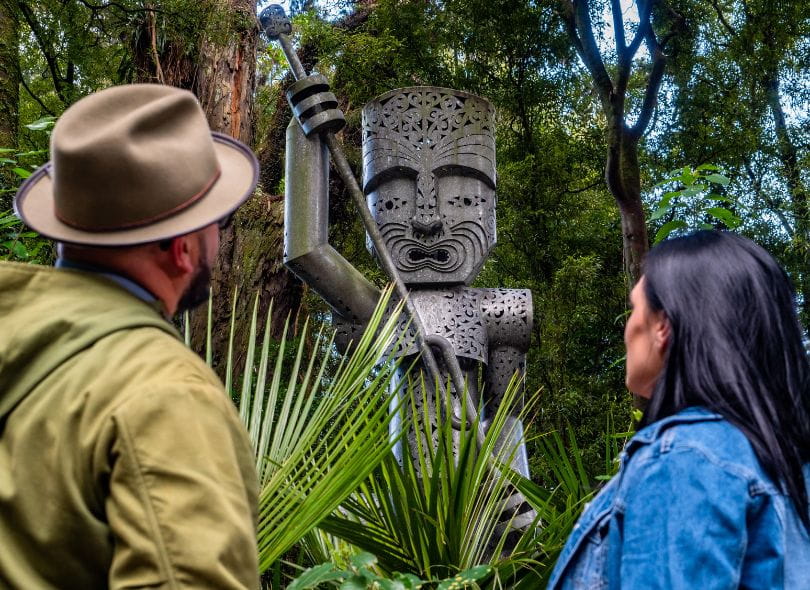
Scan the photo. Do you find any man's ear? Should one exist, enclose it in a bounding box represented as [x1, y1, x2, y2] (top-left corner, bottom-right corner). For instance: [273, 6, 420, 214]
[164, 235, 196, 275]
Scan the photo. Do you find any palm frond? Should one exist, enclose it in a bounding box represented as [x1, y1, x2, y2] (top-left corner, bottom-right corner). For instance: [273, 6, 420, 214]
[212, 285, 408, 571]
[318, 371, 543, 582]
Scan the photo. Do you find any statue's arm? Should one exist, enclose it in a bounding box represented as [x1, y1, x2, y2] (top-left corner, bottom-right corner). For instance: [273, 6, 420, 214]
[480, 288, 534, 479]
[284, 118, 380, 324]
[480, 288, 533, 413]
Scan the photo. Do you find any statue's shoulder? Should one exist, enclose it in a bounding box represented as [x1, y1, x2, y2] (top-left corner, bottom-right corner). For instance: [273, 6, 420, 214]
[476, 288, 533, 349]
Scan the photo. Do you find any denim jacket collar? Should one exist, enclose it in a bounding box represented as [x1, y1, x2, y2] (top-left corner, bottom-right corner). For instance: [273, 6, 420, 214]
[623, 406, 722, 458]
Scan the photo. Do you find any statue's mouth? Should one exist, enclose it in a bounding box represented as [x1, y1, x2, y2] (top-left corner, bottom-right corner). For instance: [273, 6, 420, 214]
[378, 220, 489, 277]
[408, 248, 450, 263]
[395, 241, 463, 272]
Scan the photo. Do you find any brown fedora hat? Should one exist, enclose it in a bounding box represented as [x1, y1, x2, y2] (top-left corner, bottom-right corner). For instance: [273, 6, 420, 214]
[14, 84, 259, 246]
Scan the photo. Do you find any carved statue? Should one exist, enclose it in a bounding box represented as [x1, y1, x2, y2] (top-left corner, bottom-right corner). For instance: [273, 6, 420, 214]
[284, 82, 535, 532]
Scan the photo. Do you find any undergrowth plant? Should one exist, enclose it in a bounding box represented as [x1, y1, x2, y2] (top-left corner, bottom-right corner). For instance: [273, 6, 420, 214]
[195, 288, 628, 588]
[0, 116, 56, 263]
[191, 286, 409, 573]
[296, 378, 626, 588]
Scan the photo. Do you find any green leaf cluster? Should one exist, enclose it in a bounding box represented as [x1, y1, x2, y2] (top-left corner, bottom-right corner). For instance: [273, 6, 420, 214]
[649, 165, 739, 243]
[288, 553, 491, 590]
[0, 209, 49, 263]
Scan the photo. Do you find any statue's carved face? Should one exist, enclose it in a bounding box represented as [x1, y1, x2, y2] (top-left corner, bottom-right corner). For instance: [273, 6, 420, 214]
[362, 88, 497, 286]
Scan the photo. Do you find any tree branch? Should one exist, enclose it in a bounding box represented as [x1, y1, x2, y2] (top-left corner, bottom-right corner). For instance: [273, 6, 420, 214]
[616, 0, 654, 98]
[19, 74, 54, 116]
[560, 0, 614, 109]
[626, 0, 654, 58]
[744, 158, 794, 236]
[710, 0, 736, 37]
[610, 0, 626, 53]
[17, 1, 67, 103]
[147, 4, 165, 84]
[629, 24, 667, 137]
[74, 0, 166, 16]
[565, 177, 603, 194]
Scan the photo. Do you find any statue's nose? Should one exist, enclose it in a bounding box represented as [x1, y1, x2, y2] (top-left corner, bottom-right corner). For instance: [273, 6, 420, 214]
[411, 215, 442, 235]
[411, 171, 442, 235]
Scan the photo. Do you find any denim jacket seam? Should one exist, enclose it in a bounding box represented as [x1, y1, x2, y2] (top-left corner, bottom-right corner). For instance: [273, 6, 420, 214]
[665, 438, 775, 494]
[631, 417, 778, 492]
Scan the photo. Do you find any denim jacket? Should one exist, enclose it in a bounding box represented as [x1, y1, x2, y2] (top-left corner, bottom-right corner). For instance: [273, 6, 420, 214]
[548, 407, 810, 589]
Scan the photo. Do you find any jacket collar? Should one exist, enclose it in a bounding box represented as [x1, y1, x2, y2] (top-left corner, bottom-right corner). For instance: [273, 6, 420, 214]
[55, 257, 157, 304]
[625, 406, 722, 456]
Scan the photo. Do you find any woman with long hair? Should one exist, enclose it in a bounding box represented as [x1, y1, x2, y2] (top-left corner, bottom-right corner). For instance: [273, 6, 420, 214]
[548, 231, 810, 589]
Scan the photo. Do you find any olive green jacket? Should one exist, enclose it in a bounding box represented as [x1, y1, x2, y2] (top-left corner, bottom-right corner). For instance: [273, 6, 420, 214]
[0, 261, 260, 589]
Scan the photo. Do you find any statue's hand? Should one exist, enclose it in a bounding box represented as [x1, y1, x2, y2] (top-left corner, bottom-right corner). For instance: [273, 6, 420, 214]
[286, 75, 346, 138]
[258, 5, 292, 39]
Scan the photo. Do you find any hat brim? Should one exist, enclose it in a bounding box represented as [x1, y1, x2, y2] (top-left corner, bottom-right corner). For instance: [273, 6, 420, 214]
[14, 133, 259, 247]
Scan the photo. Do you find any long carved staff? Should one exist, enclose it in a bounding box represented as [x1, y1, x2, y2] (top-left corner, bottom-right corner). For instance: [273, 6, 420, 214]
[260, 5, 482, 439]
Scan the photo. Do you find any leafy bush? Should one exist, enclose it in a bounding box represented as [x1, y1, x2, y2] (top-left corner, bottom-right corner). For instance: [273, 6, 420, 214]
[0, 116, 56, 263]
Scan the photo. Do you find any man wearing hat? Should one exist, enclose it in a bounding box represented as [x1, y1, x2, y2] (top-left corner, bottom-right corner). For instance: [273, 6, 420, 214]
[0, 85, 260, 588]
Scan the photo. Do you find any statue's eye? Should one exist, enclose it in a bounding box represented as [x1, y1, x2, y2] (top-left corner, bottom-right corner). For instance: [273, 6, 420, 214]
[449, 194, 480, 208]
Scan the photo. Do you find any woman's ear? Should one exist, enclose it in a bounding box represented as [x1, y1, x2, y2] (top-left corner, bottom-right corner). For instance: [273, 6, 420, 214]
[653, 312, 670, 353]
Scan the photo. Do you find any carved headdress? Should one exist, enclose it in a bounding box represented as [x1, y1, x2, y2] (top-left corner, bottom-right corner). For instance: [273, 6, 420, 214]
[362, 87, 496, 193]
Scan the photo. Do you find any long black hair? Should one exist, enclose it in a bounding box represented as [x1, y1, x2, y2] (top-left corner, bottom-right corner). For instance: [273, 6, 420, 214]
[642, 230, 810, 530]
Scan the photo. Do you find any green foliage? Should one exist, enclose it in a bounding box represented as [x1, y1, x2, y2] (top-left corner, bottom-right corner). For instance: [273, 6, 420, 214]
[0, 116, 53, 199]
[649, 165, 738, 243]
[198, 286, 412, 573]
[0, 209, 50, 263]
[318, 382, 533, 578]
[283, 411, 626, 589]
[0, 115, 55, 263]
[287, 553, 491, 589]
[298, 378, 625, 588]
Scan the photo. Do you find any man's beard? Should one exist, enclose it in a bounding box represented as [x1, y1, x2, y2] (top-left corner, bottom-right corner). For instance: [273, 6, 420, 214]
[176, 257, 212, 314]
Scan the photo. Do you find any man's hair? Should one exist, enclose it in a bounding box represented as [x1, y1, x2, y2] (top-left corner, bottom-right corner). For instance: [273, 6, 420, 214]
[642, 230, 810, 531]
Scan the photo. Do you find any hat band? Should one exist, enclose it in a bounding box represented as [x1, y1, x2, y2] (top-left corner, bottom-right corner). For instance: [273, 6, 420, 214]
[55, 168, 222, 232]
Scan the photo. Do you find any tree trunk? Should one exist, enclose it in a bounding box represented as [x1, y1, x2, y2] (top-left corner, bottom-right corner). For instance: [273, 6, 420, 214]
[0, 0, 18, 203]
[610, 134, 648, 284]
[134, 0, 303, 376]
[765, 70, 810, 324]
[558, 0, 677, 285]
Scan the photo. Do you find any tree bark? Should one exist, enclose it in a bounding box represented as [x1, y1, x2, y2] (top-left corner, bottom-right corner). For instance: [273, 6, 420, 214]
[0, 0, 18, 203]
[134, 0, 303, 376]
